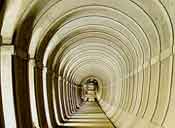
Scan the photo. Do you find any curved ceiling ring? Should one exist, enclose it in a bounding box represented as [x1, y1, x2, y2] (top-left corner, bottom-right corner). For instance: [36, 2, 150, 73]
[34, 14, 146, 70]
[41, 15, 148, 67]
[52, 36, 131, 75]
[50, 39, 135, 82]
[69, 61, 121, 85]
[59, 54, 122, 83]
[31, 0, 160, 55]
[58, 49, 126, 80]
[157, 0, 174, 48]
[64, 53, 121, 82]
[71, 63, 113, 85]
[49, 29, 138, 63]
[64, 60, 118, 86]
[65, 56, 122, 79]
[32, 0, 157, 30]
[61, 52, 122, 82]
[59, 47, 129, 78]
[32, 13, 146, 70]
[31, 3, 156, 64]
[63, 56, 119, 82]
[49, 29, 139, 66]
[5, 0, 168, 62]
[50, 25, 142, 72]
[2, 0, 167, 51]
[53, 11, 155, 56]
[54, 8, 153, 54]
[56, 38, 133, 75]
[51, 32, 136, 71]
[32, 0, 170, 32]
[38, 3, 171, 65]
[130, 0, 173, 51]
[43, 22, 143, 77]
[42, 19, 144, 67]
[58, 52, 124, 85]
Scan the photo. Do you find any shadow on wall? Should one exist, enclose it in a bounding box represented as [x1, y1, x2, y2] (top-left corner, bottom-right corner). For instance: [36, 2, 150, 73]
[0, 0, 5, 127]
[11, 4, 48, 128]
[0, 0, 5, 34]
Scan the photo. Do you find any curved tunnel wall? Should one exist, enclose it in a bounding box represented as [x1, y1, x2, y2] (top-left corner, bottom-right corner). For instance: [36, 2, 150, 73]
[0, 0, 175, 128]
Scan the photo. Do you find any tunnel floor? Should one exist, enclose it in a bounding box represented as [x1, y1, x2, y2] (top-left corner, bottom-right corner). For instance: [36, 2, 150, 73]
[62, 102, 115, 128]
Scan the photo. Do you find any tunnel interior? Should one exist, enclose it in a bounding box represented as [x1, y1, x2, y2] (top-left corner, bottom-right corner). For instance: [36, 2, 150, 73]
[1, 0, 175, 128]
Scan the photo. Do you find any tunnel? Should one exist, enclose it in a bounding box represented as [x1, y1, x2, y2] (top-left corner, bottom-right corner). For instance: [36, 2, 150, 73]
[0, 0, 175, 128]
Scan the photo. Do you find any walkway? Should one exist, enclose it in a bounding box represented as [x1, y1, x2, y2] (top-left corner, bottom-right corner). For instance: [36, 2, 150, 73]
[63, 102, 115, 128]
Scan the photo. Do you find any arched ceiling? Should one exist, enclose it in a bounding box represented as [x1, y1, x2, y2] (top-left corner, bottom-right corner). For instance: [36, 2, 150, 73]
[1, 0, 175, 128]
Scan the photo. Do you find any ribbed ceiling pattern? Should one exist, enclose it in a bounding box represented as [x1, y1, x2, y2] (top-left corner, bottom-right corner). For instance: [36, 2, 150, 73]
[1, 0, 175, 128]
